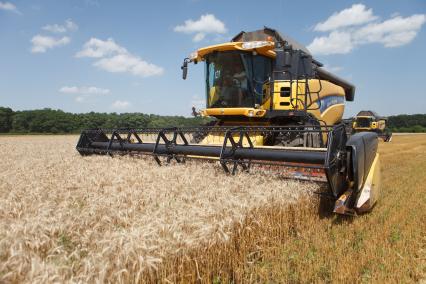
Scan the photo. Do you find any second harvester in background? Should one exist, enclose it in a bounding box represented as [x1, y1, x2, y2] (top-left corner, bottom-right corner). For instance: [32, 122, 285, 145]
[352, 110, 392, 142]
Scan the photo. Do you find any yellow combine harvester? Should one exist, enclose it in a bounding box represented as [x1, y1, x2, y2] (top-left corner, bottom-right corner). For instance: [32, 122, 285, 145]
[352, 111, 392, 142]
[77, 27, 381, 215]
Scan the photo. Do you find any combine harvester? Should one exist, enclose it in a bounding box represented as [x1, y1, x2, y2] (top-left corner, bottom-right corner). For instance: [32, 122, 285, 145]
[77, 27, 380, 215]
[352, 110, 392, 142]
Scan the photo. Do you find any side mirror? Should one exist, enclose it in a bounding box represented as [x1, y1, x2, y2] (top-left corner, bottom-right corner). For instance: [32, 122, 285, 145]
[181, 58, 189, 80]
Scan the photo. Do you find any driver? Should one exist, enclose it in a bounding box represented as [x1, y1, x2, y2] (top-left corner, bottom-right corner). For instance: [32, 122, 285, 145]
[219, 60, 247, 106]
[217, 70, 235, 106]
[230, 60, 247, 88]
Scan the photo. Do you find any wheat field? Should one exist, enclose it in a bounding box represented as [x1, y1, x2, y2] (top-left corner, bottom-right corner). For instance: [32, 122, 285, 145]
[1, 135, 425, 283]
[0, 135, 319, 283]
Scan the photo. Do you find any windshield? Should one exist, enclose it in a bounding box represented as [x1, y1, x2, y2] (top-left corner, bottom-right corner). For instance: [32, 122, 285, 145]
[205, 51, 271, 108]
[356, 117, 372, 127]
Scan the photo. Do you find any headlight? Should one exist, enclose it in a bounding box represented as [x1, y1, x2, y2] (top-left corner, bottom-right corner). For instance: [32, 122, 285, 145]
[242, 41, 273, 50]
[247, 110, 254, 117]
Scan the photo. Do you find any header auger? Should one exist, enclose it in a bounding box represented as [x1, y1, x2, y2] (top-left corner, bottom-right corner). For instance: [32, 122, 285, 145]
[77, 27, 381, 215]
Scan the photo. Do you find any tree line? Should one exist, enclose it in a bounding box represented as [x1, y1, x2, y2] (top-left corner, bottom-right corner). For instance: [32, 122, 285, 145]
[0, 107, 209, 133]
[0, 106, 425, 133]
[387, 114, 426, 133]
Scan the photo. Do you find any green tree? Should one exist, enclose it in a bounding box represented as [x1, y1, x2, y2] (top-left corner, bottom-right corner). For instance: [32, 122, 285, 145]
[0, 107, 13, 132]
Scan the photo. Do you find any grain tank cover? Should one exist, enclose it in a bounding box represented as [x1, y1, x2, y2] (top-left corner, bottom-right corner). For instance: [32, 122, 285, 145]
[231, 27, 355, 101]
[231, 26, 312, 55]
[357, 111, 380, 118]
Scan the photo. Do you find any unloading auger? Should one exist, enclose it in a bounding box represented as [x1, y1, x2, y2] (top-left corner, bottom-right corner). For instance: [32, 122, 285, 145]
[76, 27, 381, 215]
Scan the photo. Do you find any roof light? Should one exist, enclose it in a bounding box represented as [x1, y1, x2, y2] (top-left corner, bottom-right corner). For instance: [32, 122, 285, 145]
[242, 41, 273, 50]
[189, 51, 198, 61]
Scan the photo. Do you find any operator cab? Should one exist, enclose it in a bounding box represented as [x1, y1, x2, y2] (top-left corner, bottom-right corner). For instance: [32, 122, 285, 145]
[181, 27, 355, 125]
[206, 51, 272, 109]
[355, 116, 373, 128]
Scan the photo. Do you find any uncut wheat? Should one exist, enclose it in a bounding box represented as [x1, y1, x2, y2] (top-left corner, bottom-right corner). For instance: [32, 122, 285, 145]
[0, 136, 318, 282]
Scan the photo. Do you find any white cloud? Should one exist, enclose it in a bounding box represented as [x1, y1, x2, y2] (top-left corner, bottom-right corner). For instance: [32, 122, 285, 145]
[192, 32, 206, 42]
[111, 100, 130, 110]
[354, 14, 426, 47]
[31, 20, 76, 53]
[59, 86, 110, 103]
[59, 86, 110, 95]
[42, 19, 78, 33]
[307, 31, 353, 55]
[308, 4, 426, 55]
[314, 4, 377, 32]
[30, 35, 70, 53]
[65, 19, 78, 31]
[75, 96, 86, 103]
[75, 38, 126, 58]
[42, 24, 67, 33]
[94, 54, 164, 77]
[0, 1, 20, 14]
[76, 38, 164, 77]
[174, 14, 227, 42]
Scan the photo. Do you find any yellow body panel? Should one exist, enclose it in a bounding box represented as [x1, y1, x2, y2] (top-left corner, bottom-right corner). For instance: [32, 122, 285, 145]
[334, 153, 381, 214]
[304, 104, 344, 142]
[355, 153, 381, 213]
[195, 42, 276, 60]
[209, 87, 217, 106]
[202, 108, 266, 118]
[204, 79, 345, 125]
[378, 119, 386, 131]
[311, 104, 345, 126]
[200, 132, 264, 146]
[261, 79, 345, 111]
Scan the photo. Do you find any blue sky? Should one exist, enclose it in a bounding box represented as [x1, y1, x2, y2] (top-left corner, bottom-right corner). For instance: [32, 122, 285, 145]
[0, 0, 425, 117]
